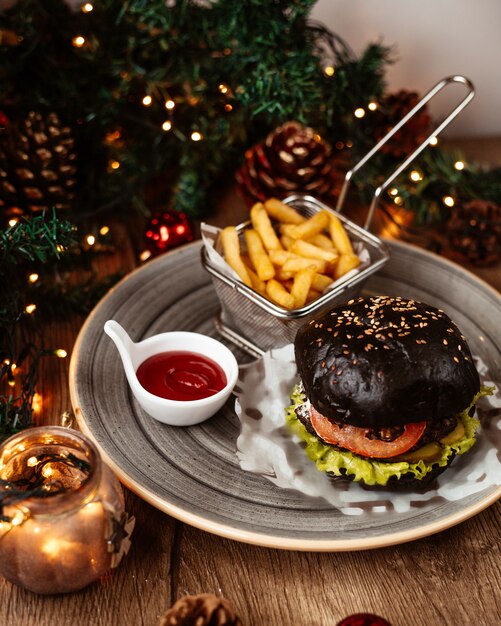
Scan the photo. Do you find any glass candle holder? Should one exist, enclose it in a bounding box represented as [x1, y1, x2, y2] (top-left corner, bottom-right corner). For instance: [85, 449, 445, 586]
[0, 426, 134, 594]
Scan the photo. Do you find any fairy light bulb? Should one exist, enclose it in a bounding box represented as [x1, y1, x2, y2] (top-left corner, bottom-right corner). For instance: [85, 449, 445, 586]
[393, 196, 403, 205]
[55, 349, 67, 359]
[410, 170, 423, 182]
[191, 131, 203, 142]
[162, 120, 172, 131]
[28, 273, 39, 283]
[389, 188, 399, 196]
[27, 456, 38, 467]
[99, 226, 109, 235]
[443, 196, 455, 207]
[354, 108, 365, 119]
[368, 101, 378, 111]
[218, 84, 229, 94]
[110, 160, 120, 170]
[429, 136, 438, 146]
[139, 250, 152, 262]
[224, 104, 233, 112]
[25, 304, 36, 314]
[165, 100, 175, 110]
[323, 66, 335, 77]
[82, 3, 93, 12]
[454, 160, 465, 171]
[142, 95, 152, 106]
[8, 218, 18, 227]
[72, 36, 85, 48]
[86, 235, 96, 246]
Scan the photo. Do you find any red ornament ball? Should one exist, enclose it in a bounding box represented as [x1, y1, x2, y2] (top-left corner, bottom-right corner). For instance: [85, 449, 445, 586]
[336, 614, 392, 626]
[145, 210, 193, 255]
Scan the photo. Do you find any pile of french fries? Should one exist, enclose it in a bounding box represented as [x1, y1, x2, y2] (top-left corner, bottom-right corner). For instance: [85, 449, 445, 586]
[220, 198, 361, 310]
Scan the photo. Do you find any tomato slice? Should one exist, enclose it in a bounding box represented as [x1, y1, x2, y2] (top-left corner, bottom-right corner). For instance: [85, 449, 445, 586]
[309, 406, 426, 459]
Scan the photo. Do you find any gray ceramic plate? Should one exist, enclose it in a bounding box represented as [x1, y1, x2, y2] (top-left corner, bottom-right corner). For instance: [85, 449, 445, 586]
[70, 240, 501, 551]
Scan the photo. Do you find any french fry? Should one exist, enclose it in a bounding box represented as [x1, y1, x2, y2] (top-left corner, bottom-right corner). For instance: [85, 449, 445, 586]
[334, 253, 361, 279]
[269, 249, 297, 266]
[266, 279, 295, 309]
[306, 288, 322, 303]
[250, 202, 282, 252]
[244, 229, 275, 281]
[328, 214, 355, 255]
[286, 210, 330, 240]
[291, 267, 316, 309]
[243, 261, 267, 295]
[279, 224, 297, 238]
[220, 226, 252, 287]
[311, 273, 333, 292]
[280, 234, 294, 250]
[274, 266, 295, 282]
[264, 198, 305, 224]
[290, 239, 338, 264]
[308, 233, 335, 250]
[283, 256, 326, 274]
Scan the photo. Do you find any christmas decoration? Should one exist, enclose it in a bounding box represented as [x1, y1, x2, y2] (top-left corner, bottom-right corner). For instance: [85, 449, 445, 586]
[0, 0, 391, 218]
[446, 199, 501, 266]
[336, 614, 392, 626]
[159, 593, 242, 626]
[144, 210, 194, 256]
[235, 120, 342, 205]
[371, 90, 432, 159]
[0, 110, 77, 217]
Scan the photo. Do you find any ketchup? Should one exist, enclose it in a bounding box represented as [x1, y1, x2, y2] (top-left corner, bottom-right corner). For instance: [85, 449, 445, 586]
[136, 351, 227, 401]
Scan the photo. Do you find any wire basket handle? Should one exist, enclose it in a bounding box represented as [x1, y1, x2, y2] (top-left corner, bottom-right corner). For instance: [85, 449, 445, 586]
[335, 75, 475, 231]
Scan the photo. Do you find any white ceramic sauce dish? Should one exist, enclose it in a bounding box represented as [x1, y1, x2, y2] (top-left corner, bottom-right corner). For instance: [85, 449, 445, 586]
[104, 320, 239, 426]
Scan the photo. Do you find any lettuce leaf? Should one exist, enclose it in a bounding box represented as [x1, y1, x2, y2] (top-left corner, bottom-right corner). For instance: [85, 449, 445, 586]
[285, 385, 494, 487]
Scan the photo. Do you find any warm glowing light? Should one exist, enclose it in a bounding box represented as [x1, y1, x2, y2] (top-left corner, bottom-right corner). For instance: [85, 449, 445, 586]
[25, 304, 36, 314]
[218, 83, 229, 94]
[142, 95, 152, 106]
[10, 363, 17, 371]
[454, 160, 465, 171]
[393, 196, 403, 206]
[389, 188, 399, 196]
[8, 218, 18, 227]
[56, 244, 65, 253]
[354, 108, 366, 118]
[41, 539, 62, 557]
[82, 3, 93, 12]
[99, 226, 109, 236]
[443, 196, 455, 207]
[429, 136, 438, 146]
[27, 456, 38, 467]
[86, 235, 96, 246]
[368, 101, 378, 111]
[139, 250, 152, 262]
[42, 465, 54, 478]
[72, 36, 85, 48]
[11, 511, 25, 527]
[165, 99, 175, 110]
[55, 349, 67, 359]
[110, 160, 120, 170]
[3, 359, 10, 365]
[410, 170, 423, 182]
[28, 273, 39, 283]
[32, 392, 43, 414]
[191, 131, 203, 141]
[162, 120, 172, 131]
[224, 104, 233, 112]
[324, 66, 335, 77]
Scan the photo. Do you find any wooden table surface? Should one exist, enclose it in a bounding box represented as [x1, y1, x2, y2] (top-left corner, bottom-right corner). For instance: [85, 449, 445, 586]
[1, 139, 500, 626]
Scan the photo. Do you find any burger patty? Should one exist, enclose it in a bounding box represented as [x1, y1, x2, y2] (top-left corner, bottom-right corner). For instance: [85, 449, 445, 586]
[294, 398, 458, 457]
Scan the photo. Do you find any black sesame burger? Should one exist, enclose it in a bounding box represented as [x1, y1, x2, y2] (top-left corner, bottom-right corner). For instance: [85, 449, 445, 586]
[287, 296, 492, 488]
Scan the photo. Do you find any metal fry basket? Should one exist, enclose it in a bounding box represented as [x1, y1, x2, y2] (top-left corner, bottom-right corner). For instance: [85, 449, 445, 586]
[202, 75, 475, 357]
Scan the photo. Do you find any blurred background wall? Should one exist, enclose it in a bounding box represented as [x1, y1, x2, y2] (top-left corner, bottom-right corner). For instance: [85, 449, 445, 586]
[312, 0, 501, 138]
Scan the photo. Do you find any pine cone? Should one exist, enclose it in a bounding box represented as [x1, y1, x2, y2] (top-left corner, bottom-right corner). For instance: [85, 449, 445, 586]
[159, 594, 242, 626]
[236, 121, 340, 205]
[0, 110, 77, 217]
[446, 199, 501, 266]
[372, 90, 431, 159]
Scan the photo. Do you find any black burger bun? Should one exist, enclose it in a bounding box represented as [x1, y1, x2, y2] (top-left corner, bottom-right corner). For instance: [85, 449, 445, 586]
[294, 296, 480, 428]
